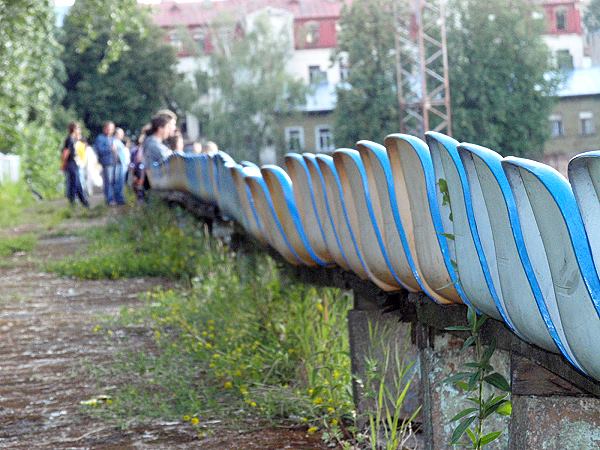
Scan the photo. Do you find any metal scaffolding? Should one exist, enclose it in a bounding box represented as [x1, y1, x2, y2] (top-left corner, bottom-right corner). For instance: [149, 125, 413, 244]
[395, 0, 452, 136]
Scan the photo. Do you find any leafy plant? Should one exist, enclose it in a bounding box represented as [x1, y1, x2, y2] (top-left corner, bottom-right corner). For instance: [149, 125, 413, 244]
[445, 306, 511, 448]
[355, 322, 421, 450]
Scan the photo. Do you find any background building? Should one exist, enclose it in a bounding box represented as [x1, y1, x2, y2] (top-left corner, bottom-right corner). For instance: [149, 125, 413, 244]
[153, 0, 346, 160]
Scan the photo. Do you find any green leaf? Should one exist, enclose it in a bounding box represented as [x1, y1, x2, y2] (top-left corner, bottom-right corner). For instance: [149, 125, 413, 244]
[466, 396, 482, 406]
[467, 371, 479, 390]
[445, 372, 472, 384]
[482, 396, 510, 419]
[462, 335, 476, 350]
[464, 362, 481, 369]
[445, 325, 471, 331]
[496, 400, 512, 416]
[481, 338, 496, 365]
[484, 372, 511, 391]
[456, 381, 471, 391]
[479, 431, 503, 446]
[449, 407, 477, 423]
[441, 232, 455, 240]
[466, 427, 477, 446]
[475, 314, 488, 332]
[450, 415, 476, 445]
[467, 306, 476, 328]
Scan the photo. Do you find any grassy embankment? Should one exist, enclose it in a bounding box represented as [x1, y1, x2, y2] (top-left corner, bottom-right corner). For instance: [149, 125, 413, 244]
[50, 200, 417, 448]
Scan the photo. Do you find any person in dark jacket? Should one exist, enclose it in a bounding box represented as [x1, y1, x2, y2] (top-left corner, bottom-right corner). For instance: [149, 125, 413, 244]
[62, 122, 89, 207]
[94, 121, 117, 205]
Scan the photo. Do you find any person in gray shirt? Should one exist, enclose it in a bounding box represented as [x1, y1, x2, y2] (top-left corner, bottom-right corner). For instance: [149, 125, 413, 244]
[143, 110, 177, 167]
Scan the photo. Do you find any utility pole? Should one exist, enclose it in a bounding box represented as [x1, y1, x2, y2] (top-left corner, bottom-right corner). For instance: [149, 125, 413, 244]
[395, 0, 452, 136]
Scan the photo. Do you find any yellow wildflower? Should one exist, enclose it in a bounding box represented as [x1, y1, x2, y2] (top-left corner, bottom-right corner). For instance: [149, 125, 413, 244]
[224, 381, 233, 389]
[313, 397, 323, 405]
[191, 417, 199, 425]
[307, 426, 318, 435]
[183, 415, 191, 422]
[327, 407, 335, 414]
[330, 418, 338, 426]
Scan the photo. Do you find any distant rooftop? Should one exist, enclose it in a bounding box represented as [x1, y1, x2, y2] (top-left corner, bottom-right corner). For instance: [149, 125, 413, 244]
[153, 0, 347, 27]
[557, 67, 600, 97]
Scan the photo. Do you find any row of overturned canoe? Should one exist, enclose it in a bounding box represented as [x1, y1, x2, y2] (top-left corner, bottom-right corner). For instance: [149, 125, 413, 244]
[148, 132, 600, 382]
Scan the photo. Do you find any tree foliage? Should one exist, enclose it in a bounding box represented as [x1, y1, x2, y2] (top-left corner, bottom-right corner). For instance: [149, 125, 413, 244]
[0, 0, 61, 150]
[61, 0, 179, 137]
[447, 0, 557, 158]
[0, 0, 64, 196]
[584, 0, 600, 33]
[194, 13, 307, 162]
[333, 0, 399, 148]
[67, 0, 148, 74]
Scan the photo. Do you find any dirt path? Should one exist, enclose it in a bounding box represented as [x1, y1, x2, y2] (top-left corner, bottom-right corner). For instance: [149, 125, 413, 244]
[0, 202, 328, 449]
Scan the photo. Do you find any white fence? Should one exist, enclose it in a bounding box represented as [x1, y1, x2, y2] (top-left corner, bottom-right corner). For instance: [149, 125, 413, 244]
[0, 153, 21, 184]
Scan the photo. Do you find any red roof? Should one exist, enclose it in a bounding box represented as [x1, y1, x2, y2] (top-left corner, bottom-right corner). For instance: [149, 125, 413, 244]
[152, 0, 348, 28]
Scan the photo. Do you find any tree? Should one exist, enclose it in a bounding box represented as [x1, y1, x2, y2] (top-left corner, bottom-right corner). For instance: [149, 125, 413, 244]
[0, 0, 61, 149]
[61, 0, 180, 137]
[0, 0, 64, 196]
[447, 0, 557, 158]
[195, 13, 307, 162]
[333, 0, 399, 148]
[584, 0, 600, 33]
[66, 0, 148, 74]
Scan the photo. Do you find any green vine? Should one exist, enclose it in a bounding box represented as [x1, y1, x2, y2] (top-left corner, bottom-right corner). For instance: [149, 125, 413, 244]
[445, 306, 512, 448]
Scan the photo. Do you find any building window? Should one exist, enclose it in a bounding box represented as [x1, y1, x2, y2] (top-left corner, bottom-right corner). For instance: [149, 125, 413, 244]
[580, 112, 595, 136]
[316, 126, 334, 152]
[556, 9, 567, 31]
[285, 127, 305, 152]
[169, 31, 182, 51]
[304, 21, 320, 46]
[339, 62, 349, 82]
[192, 28, 205, 52]
[549, 114, 564, 138]
[309, 65, 327, 85]
[556, 49, 573, 70]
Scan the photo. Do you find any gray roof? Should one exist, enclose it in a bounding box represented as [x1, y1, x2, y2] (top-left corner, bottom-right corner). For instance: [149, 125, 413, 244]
[557, 67, 600, 97]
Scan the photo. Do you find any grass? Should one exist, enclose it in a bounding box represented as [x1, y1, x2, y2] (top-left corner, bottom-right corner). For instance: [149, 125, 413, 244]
[89, 250, 354, 441]
[47, 199, 206, 280]
[0, 181, 35, 229]
[0, 233, 37, 256]
[66, 200, 419, 447]
[68, 201, 356, 444]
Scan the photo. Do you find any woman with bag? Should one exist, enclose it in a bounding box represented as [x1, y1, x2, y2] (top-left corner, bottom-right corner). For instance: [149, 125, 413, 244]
[62, 122, 89, 207]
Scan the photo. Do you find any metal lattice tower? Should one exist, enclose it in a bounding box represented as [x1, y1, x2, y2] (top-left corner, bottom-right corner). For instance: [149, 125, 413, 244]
[394, 0, 452, 136]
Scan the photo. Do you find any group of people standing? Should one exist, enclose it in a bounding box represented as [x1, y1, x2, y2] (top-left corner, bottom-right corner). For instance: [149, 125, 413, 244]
[61, 109, 219, 207]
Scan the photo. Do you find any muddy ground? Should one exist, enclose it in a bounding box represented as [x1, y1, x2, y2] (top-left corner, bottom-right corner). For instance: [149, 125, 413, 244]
[0, 200, 328, 449]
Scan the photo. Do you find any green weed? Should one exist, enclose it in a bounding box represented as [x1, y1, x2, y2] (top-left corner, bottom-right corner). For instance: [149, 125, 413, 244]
[0, 233, 37, 256]
[47, 200, 207, 280]
[87, 229, 354, 437]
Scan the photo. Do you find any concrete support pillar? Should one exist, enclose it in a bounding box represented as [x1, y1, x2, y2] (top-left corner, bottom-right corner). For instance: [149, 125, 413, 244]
[508, 356, 600, 449]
